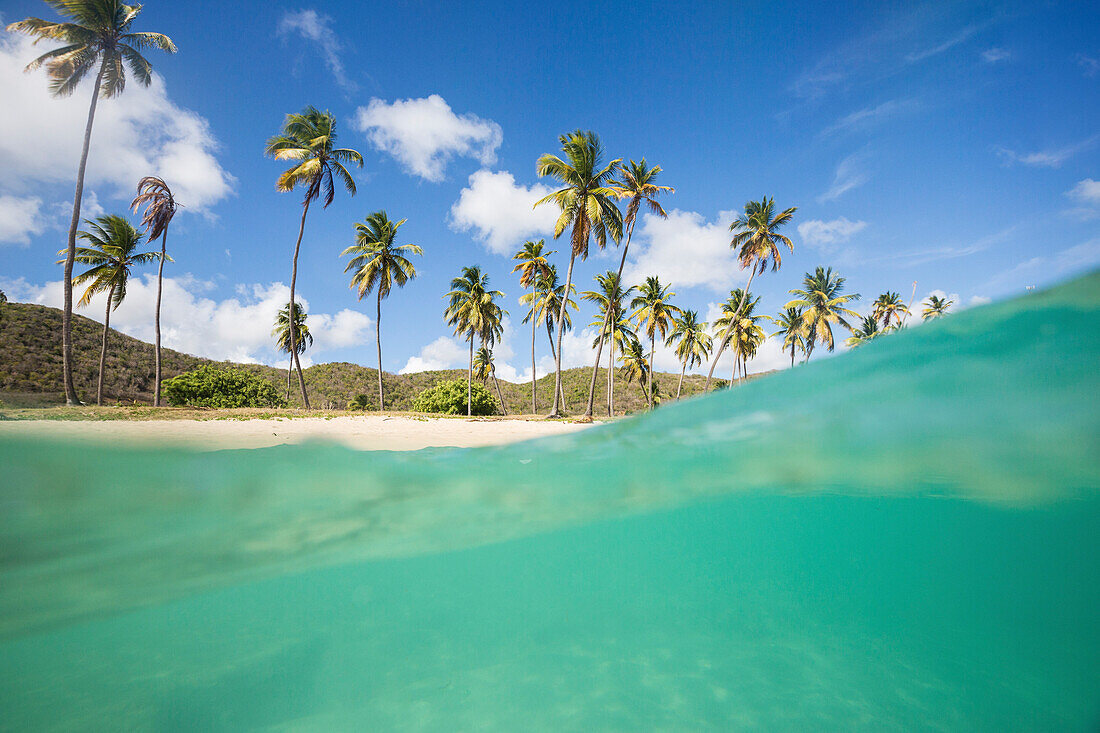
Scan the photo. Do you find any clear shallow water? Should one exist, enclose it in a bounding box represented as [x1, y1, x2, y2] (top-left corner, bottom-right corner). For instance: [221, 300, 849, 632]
[1, 272, 1098, 730]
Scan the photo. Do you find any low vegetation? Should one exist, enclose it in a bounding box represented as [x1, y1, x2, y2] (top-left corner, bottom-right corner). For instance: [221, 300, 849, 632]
[412, 379, 496, 416]
[163, 365, 286, 409]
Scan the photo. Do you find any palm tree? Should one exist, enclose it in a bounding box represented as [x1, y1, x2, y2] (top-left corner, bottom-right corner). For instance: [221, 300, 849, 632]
[666, 310, 711, 400]
[445, 266, 506, 416]
[520, 265, 575, 409]
[341, 211, 421, 412]
[473, 345, 508, 416]
[872, 291, 908, 329]
[768, 307, 808, 367]
[272, 301, 313, 401]
[845, 315, 883, 348]
[65, 214, 157, 405]
[265, 106, 362, 409]
[630, 276, 680, 410]
[130, 176, 179, 406]
[785, 266, 861, 359]
[511, 239, 553, 413]
[534, 130, 623, 417]
[922, 294, 953, 320]
[704, 197, 797, 391]
[582, 270, 636, 416]
[8, 1, 175, 406]
[0, 289, 6, 330]
[619, 336, 651, 403]
[583, 159, 673, 417]
[714, 289, 764, 383]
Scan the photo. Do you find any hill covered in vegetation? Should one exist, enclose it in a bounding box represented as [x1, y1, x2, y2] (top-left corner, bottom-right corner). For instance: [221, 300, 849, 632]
[0, 301, 737, 414]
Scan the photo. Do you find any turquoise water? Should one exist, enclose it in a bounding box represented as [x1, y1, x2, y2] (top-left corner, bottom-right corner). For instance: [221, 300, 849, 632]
[2, 272, 1098, 730]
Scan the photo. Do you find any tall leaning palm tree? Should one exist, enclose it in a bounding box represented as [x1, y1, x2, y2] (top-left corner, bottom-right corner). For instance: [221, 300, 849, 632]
[583, 159, 673, 417]
[520, 265, 575, 409]
[8, 1, 176, 405]
[534, 130, 623, 417]
[445, 266, 506, 417]
[342, 211, 421, 412]
[511, 239, 553, 413]
[272, 301, 312, 402]
[666, 310, 711, 400]
[619, 336, 650, 403]
[769, 307, 808, 367]
[66, 214, 157, 405]
[130, 176, 179, 406]
[922, 294, 953, 320]
[785, 266, 861, 360]
[265, 106, 362, 409]
[631, 276, 680, 410]
[704, 197, 797, 391]
[582, 270, 635, 416]
[872, 291, 908, 329]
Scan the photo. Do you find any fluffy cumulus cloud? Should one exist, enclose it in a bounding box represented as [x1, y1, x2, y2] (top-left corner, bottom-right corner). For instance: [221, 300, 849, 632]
[448, 170, 557, 254]
[0, 33, 234, 211]
[277, 9, 354, 92]
[624, 209, 743, 292]
[0, 194, 44, 244]
[355, 95, 502, 182]
[797, 217, 867, 254]
[1065, 178, 1100, 219]
[2, 275, 369, 365]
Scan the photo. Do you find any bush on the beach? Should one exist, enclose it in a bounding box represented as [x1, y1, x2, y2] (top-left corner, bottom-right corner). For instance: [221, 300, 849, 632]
[348, 394, 371, 410]
[412, 379, 495, 416]
[163, 366, 287, 408]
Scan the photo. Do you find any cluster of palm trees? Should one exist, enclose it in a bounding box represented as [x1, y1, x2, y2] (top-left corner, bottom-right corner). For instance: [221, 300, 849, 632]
[10, 1, 960, 416]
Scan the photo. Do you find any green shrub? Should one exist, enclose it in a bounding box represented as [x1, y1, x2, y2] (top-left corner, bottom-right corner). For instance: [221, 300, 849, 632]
[348, 394, 371, 410]
[412, 379, 496, 416]
[163, 365, 286, 408]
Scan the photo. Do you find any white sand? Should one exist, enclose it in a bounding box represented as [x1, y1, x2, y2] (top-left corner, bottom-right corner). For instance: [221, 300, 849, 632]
[0, 416, 593, 451]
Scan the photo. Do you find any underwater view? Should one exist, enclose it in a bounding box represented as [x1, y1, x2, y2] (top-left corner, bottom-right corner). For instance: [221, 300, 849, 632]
[1, 273, 1098, 730]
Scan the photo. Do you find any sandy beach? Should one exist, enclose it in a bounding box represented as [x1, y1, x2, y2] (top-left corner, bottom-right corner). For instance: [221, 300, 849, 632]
[0, 415, 594, 451]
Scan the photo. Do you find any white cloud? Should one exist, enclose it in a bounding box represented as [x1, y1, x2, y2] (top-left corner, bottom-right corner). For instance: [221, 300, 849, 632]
[969, 295, 992, 306]
[449, 170, 557, 254]
[623, 209, 743, 292]
[355, 95, 502, 182]
[277, 9, 354, 92]
[905, 24, 981, 62]
[982, 237, 1100, 293]
[820, 99, 917, 136]
[0, 194, 44, 244]
[981, 47, 1010, 63]
[1065, 178, 1100, 219]
[995, 135, 1098, 168]
[818, 153, 870, 203]
[1, 275, 369, 365]
[399, 335, 470, 373]
[0, 33, 234, 211]
[1078, 54, 1099, 77]
[797, 217, 867, 254]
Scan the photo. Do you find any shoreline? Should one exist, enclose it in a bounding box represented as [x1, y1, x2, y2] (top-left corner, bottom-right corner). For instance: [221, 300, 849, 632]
[0, 414, 594, 451]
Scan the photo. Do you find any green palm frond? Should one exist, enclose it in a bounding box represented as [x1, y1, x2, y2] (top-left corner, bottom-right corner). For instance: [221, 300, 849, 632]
[265, 107, 363, 208]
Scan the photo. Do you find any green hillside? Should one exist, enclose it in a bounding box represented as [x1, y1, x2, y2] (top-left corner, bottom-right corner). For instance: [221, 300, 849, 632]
[0, 301, 740, 414]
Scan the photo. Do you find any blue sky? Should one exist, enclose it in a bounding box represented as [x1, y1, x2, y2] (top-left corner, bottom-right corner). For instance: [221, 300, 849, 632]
[0, 0, 1097, 380]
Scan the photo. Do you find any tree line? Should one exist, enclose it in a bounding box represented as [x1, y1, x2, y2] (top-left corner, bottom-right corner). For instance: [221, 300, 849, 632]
[8, 1, 955, 415]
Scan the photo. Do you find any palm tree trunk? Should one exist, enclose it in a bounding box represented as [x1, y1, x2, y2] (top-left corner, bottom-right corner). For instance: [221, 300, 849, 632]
[153, 230, 167, 406]
[648, 333, 655, 409]
[375, 288, 384, 411]
[608, 325, 615, 416]
[676, 362, 686, 400]
[286, 357, 292, 401]
[288, 200, 312, 409]
[704, 267, 757, 392]
[546, 323, 566, 408]
[530, 288, 537, 414]
[549, 252, 576, 417]
[467, 334, 474, 417]
[62, 63, 107, 406]
[97, 286, 113, 406]
[790, 344, 795, 367]
[491, 367, 507, 416]
[583, 219, 637, 417]
[731, 350, 737, 384]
